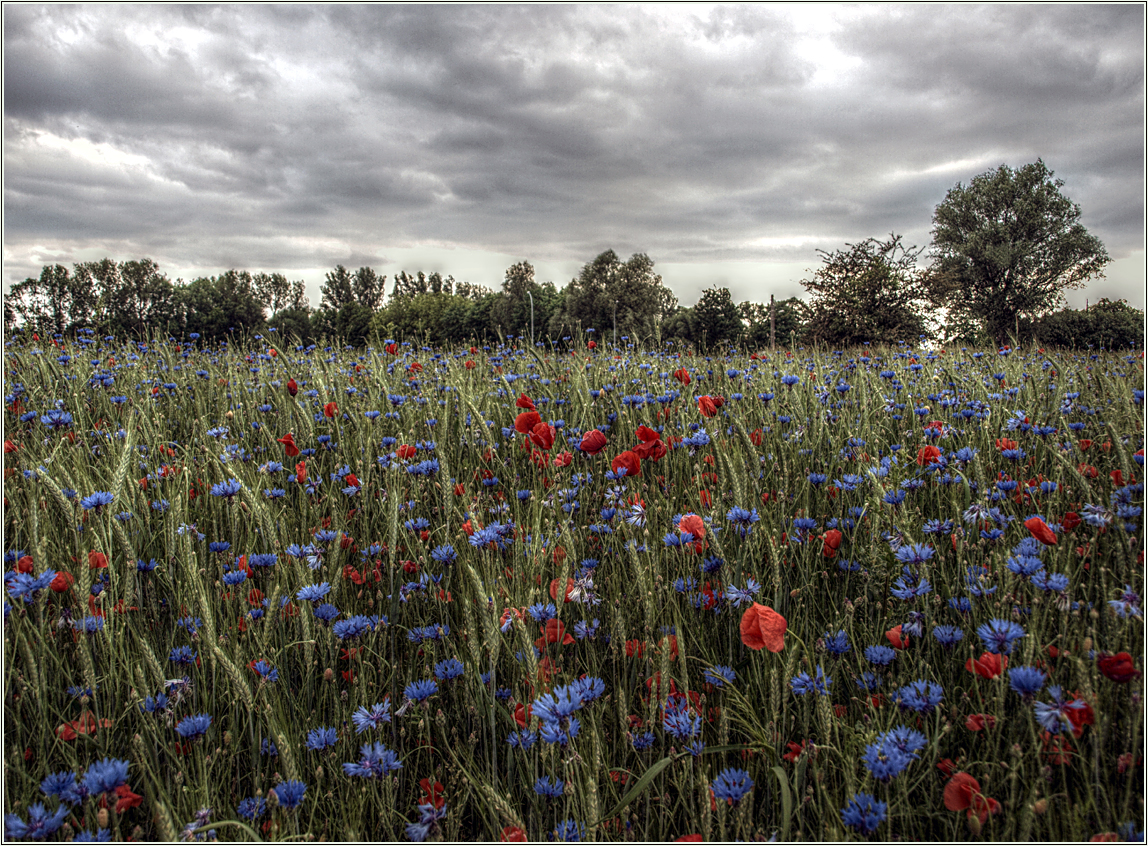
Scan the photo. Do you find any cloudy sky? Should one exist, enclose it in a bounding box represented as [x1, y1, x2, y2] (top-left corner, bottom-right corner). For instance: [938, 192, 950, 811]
[4, 4, 1144, 312]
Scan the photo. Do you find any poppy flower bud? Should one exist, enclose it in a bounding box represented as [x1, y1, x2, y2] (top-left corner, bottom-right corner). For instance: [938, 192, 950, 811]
[1033, 799, 1047, 815]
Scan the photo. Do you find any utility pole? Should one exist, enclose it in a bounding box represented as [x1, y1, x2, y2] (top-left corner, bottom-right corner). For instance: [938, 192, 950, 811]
[527, 291, 534, 346]
[770, 294, 776, 350]
[613, 301, 617, 349]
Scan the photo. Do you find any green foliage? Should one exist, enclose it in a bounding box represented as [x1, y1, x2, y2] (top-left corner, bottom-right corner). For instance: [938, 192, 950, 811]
[554, 250, 678, 345]
[176, 271, 267, 342]
[801, 235, 935, 347]
[740, 297, 805, 349]
[931, 159, 1111, 345]
[6, 263, 99, 338]
[693, 287, 742, 349]
[1031, 299, 1145, 350]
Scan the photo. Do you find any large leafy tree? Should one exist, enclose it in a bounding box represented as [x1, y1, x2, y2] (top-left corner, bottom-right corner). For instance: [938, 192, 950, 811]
[931, 159, 1111, 345]
[176, 271, 266, 342]
[5, 264, 98, 337]
[693, 286, 742, 348]
[555, 250, 677, 345]
[801, 235, 935, 347]
[739, 297, 805, 349]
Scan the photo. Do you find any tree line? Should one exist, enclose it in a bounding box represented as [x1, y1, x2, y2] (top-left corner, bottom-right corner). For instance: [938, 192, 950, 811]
[4, 159, 1142, 350]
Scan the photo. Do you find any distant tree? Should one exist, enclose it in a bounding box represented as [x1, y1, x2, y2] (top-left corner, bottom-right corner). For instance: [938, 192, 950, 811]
[253, 272, 309, 316]
[268, 305, 315, 344]
[660, 306, 697, 347]
[740, 297, 805, 348]
[1031, 299, 1144, 350]
[693, 286, 742, 348]
[352, 267, 386, 311]
[176, 271, 266, 342]
[801, 235, 935, 348]
[491, 261, 562, 343]
[6, 263, 98, 337]
[557, 250, 677, 345]
[931, 159, 1111, 345]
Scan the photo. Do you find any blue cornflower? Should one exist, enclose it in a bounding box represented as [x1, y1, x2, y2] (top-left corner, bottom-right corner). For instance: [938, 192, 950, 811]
[313, 603, 340, 623]
[404, 679, 439, 705]
[351, 699, 392, 733]
[824, 631, 851, 657]
[333, 615, 377, 640]
[4, 803, 70, 841]
[272, 779, 306, 810]
[631, 731, 656, 751]
[552, 820, 586, 842]
[841, 793, 887, 835]
[237, 797, 266, 820]
[73, 615, 104, 635]
[176, 713, 213, 740]
[570, 676, 606, 703]
[703, 665, 736, 687]
[342, 743, 403, 778]
[430, 544, 457, 565]
[893, 543, 934, 564]
[82, 757, 130, 796]
[296, 582, 331, 603]
[305, 727, 338, 751]
[40, 771, 82, 806]
[861, 740, 914, 782]
[527, 602, 557, 623]
[1032, 570, 1070, 593]
[406, 801, 448, 842]
[507, 730, 539, 750]
[169, 646, 197, 665]
[711, 768, 753, 806]
[865, 645, 896, 666]
[856, 672, 882, 692]
[894, 680, 944, 714]
[1008, 666, 1047, 700]
[210, 478, 243, 498]
[791, 666, 831, 696]
[977, 618, 1026, 654]
[534, 776, 565, 799]
[932, 625, 964, 648]
[434, 658, 465, 682]
[663, 708, 702, 740]
[533, 687, 584, 727]
[251, 660, 279, 683]
[880, 726, 928, 756]
[1034, 686, 1085, 734]
[80, 491, 115, 511]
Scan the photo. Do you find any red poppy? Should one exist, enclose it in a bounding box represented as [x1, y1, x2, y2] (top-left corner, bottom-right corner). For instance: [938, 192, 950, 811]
[514, 410, 541, 434]
[530, 422, 556, 451]
[1024, 516, 1058, 546]
[384, 342, 398, 355]
[16, 555, 34, 574]
[917, 445, 942, 466]
[943, 773, 1001, 825]
[673, 368, 691, 385]
[739, 603, 787, 652]
[697, 396, 718, 418]
[512, 702, 532, 729]
[516, 393, 536, 410]
[634, 437, 667, 461]
[1066, 692, 1094, 738]
[1061, 511, 1082, 532]
[966, 651, 1008, 679]
[611, 450, 641, 478]
[3, 439, 17, 454]
[550, 578, 575, 603]
[396, 443, 418, 460]
[323, 401, 338, 418]
[675, 836, 703, 842]
[418, 777, 445, 810]
[965, 714, 997, 732]
[1097, 652, 1140, 683]
[580, 429, 608, 455]
[50, 571, 75, 593]
[937, 758, 957, 777]
[114, 783, 143, 814]
[821, 529, 842, 558]
[885, 625, 909, 650]
[535, 619, 575, 648]
[277, 433, 300, 457]
[551, 451, 572, 468]
[782, 740, 809, 763]
[501, 827, 527, 842]
[88, 551, 108, 570]
[295, 461, 307, 484]
[996, 437, 1018, 451]
[464, 360, 476, 370]
[678, 514, 705, 539]
[287, 378, 298, 397]
[625, 639, 646, 658]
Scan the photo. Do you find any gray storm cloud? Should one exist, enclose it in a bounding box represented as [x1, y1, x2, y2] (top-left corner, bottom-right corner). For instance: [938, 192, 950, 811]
[3, 4, 1143, 307]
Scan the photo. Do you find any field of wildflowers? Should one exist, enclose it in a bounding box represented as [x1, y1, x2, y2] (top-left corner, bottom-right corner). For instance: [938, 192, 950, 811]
[2, 328, 1144, 842]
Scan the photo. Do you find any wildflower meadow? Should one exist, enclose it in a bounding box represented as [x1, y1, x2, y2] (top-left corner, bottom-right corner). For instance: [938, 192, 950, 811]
[2, 328, 1144, 842]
